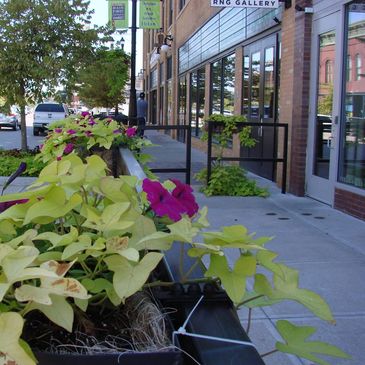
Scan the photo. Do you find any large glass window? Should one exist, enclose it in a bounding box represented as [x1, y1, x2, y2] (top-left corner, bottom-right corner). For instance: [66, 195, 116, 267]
[210, 54, 236, 115]
[339, 1, 365, 189]
[178, 76, 187, 142]
[242, 55, 250, 116]
[190, 68, 205, 137]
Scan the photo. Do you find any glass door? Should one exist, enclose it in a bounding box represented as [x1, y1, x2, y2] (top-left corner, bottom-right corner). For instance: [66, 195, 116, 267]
[306, 11, 342, 204]
[241, 34, 278, 180]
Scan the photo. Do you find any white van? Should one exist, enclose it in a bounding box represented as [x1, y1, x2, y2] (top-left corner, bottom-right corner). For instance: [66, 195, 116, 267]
[33, 102, 68, 135]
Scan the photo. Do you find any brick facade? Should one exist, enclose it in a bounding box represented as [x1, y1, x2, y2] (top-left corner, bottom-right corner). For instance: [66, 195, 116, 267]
[335, 188, 365, 221]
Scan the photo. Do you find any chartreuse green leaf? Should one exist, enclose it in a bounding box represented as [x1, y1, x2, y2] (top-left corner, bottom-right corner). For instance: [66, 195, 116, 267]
[0, 244, 14, 261]
[0, 283, 11, 302]
[275, 320, 350, 365]
[203, 225, 270, 250]
[24, 187, 82, 225]
[168, 217, 199, 243]
[35, 226, 79, 249]
[106, 236, 139, 262]
[0, 185, 51, 203]
[0, 312, 36, 365]
[192, 206, 210, 229]
[205, 254, 256, 304]
[98, 177, 131, 203]
[15, 285, 52, 305]
[4, 229, 38, 249]
[35, 251, 63, 263]
[85, 155, 107, 184]
[105, 252, 163, 302]
[37, 159, 72, 184]
[256, 250, 288, 278]
[0, 220, 16, 239]
[82, 278, 113, 294]
[254, 265, 334, 322]
[26, 294, 74, 332]
[187, 242, 222, 258]
[82, 202, 134, 234]
[61, 235, 92, 260]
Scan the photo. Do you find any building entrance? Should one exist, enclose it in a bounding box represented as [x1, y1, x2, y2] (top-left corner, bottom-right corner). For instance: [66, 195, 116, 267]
[240, 33, 279, 180]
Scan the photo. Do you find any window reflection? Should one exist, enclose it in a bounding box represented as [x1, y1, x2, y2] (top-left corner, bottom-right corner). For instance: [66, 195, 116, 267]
[251, 52, 260, 118]
[264, 47, 274, 118]
[243, 55, 250, 116]
[339, 1, 365, 189]
[211, 60, 222, 114]
[314, 31, 335, 179]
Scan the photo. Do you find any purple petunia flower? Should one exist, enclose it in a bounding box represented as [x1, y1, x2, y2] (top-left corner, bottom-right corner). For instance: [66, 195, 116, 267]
[88, 119, 96, 126]
[54, 128, 62, 133]
[81, 111, 90, 117]
[63, 143, 74, 155]
[113, 129, 121, 134]
[67, 129, 76, 135]
[142, 179, 185, 222]
[0, 199, 29, 213]
[126, 127, 137, 137]
[171, 179, 199, 217]
[85, 131, 93, 137]
[57, 156, 62, 161]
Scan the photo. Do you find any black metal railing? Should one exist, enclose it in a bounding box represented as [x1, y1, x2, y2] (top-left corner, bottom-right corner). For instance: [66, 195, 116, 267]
[141, 124, 192, 185]
[206, 121, 289, 194]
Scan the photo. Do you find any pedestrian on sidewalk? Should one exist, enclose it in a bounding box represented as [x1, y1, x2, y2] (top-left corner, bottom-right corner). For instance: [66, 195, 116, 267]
[137, 92, 148, 137]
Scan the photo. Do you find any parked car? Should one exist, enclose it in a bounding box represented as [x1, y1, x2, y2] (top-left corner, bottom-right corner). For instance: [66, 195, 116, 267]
[0, 113, 19, 130]
[33, 102, 69, 135]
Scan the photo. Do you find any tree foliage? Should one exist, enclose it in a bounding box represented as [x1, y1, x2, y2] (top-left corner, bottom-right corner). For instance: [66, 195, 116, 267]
[0, 0, 108, 150]
[77, 48, 130, 112]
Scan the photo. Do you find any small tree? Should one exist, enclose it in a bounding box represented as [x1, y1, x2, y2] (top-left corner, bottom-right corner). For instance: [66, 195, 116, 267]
[0, 0, 105, 150]
[77, 48, 130, 114]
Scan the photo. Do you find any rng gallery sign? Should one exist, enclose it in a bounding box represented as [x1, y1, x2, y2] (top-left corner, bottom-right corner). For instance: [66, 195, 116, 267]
[211, 0, 279, 8]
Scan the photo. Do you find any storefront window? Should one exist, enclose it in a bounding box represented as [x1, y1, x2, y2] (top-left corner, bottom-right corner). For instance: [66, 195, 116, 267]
[339, 1, 365, 189]
[210, 54, 235, 115]
[178, 76, 187, 142]
[243, 55, 250, 116]
[190, 68, 205, 137]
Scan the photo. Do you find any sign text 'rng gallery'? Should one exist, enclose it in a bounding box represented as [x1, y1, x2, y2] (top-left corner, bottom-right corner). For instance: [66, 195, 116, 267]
[210, 0, 279, 8]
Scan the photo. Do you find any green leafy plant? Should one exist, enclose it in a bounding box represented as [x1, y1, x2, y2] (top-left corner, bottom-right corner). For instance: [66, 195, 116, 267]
[37, 113, 152, 163]
[195, 165, 268, 197]
[0, 150, 45, 177]
[0, 154, 348, 365]
[198, 114, 266, 197]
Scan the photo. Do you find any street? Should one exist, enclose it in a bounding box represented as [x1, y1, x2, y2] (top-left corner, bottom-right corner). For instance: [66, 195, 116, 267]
[0, 113, 44, 150]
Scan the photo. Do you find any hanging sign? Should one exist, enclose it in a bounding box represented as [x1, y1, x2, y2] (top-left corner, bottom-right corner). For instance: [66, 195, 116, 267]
[108, 0, 129, 29]
[210, 0, 279, 8]
[139, 0, 161, 29]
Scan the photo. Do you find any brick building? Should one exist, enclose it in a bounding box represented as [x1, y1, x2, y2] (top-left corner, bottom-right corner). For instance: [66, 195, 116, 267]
[142, 0, 365, 220]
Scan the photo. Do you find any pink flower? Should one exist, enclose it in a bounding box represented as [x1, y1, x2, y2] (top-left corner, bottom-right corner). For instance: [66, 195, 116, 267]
[88, 119, 96, 126]
[113, 129, 121, 134]
[81, 111, 90, 117]
[57, 156, 62, 161]
[85, 131, 93, 137]
[171, 179, 199, 217]
[63, 143, 74, 155]
[0, 199, 29, 213]
[142, 179, 185, 222]
[126, 127, 137, 137]
[54, 128, 62, 133]
[67, 129, 76, 135]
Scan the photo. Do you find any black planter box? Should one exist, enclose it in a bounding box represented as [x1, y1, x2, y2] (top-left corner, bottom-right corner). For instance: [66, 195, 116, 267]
[36, 350, 183, 365]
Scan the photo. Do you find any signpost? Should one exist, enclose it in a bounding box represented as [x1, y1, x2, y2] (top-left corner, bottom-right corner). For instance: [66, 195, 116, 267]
[210, 0, 279, 8]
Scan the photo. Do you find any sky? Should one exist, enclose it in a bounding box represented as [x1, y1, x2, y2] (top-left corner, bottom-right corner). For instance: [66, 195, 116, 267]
[88, 0, 144, 72]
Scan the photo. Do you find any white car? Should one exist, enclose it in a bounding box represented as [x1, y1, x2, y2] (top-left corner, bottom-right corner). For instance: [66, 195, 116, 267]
[33, 102, 69, 135]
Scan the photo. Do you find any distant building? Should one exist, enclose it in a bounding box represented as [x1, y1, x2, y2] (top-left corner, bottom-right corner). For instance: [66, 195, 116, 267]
[143, 0, 365, 221]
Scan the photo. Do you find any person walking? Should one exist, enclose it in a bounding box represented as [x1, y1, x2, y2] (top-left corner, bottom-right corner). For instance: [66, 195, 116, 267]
[137, 92, 148, 137]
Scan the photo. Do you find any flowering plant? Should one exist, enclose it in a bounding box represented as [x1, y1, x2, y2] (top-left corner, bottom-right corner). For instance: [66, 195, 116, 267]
[0, 157, 349, 364]
[37, 113, 151, 163]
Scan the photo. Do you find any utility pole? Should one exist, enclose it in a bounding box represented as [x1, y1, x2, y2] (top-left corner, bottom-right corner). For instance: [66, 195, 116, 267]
[129, 0, 137, 124]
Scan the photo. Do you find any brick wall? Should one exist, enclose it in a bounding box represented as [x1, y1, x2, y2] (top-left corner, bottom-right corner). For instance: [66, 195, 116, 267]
[334, 188, 365, 221]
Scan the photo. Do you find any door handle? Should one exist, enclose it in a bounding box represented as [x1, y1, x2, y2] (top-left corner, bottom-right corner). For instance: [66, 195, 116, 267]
[258, 115, 263, 137]
[327, 136, 334, 148]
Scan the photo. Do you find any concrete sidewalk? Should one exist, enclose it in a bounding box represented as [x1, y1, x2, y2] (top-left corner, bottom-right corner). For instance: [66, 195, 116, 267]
[144, 130, 365, 365]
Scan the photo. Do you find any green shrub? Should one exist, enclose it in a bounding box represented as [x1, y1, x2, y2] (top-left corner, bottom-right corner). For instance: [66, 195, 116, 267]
[195, 165, 268, 197]
[0, 150, 45, 177]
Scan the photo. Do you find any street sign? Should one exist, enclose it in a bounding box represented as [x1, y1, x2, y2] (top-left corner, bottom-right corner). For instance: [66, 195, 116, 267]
[210, 0, 279, 8]
[108, 0, 129, 29]
[140, 0, 161, 29]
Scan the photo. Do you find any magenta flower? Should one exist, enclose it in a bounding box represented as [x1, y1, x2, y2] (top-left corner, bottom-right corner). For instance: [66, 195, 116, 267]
[113, 129, 121, 134]
[67, 129, 76, 135]
[142, 179, 185, 222]
[171, 179, 199, 217]
[54, 128, 62, 133]
[63, 143, 74, 155]
[0, 199, 29, 213]
[126, 127, 137, 137]
[81, 111, 90, 117]
[85, 131, 93, 137]
[39, 144, 44, 150]
[57, 156, 62, 161]
[88, 119, 96, 126]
